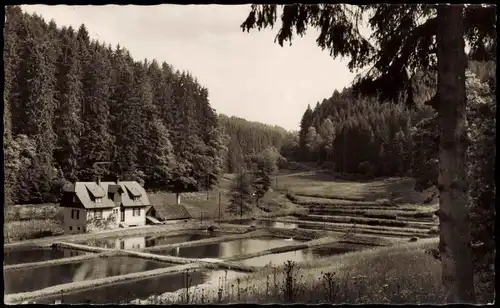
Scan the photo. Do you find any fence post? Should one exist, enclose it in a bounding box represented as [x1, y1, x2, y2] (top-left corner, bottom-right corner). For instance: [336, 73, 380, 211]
[219, 191, 221, 225]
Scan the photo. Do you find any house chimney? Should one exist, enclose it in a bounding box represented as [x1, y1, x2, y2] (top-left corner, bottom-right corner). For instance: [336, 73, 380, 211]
[97, 176, 101, 187]
[116, 176, 120, 184]
[176, 193, 181, 205]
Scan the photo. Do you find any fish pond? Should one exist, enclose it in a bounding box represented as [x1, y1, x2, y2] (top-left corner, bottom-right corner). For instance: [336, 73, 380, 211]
[4, 255, 173, 295]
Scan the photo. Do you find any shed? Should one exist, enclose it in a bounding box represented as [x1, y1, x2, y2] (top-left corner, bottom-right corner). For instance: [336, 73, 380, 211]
[146, 204, 192, 222]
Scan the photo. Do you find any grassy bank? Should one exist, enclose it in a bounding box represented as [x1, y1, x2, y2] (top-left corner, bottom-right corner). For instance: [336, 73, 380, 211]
[134, 238, 454, 304]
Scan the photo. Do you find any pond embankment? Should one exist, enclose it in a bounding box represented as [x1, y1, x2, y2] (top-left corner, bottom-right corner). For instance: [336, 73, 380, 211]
[51, 241, 256, 272]
[4, 221, 205, 250]
[3, 251, 117, 271]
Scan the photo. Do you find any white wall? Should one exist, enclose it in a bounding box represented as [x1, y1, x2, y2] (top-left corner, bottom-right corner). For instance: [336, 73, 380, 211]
[63, 207, 87, 234]
[64, 206, 145, 234]
[122, 207, 146, 227]
[86, 208, 119, 232]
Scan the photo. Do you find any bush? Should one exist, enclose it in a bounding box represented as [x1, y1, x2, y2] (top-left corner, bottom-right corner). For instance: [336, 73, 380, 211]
[357, 161, 375, 178]
[411, 70, 495, 301]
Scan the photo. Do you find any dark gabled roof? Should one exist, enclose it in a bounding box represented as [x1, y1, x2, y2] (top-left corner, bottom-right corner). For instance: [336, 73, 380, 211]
[147, 204, 192, 221]
[71, 181, 150, 209]
[107, 184, 123, 194]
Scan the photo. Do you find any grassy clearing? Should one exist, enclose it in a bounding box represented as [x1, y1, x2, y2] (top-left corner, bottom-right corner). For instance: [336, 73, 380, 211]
[274, 171, 429, 205]
[148, 179, 296, 221]
[136, 238, 451, 304]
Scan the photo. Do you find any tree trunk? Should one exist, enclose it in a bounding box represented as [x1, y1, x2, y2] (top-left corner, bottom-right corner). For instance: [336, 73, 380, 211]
[436, 5, 476, 303]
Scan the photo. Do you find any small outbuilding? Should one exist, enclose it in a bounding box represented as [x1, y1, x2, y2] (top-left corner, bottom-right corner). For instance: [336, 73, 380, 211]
[145, 203, 192, 224]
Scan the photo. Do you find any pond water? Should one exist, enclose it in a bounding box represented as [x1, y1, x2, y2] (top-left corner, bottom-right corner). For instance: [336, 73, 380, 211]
[226, 217, 298, 229]
[240, 243, 365, 267]
[4, 256, 172, 295]
[158, 236, 305, 259]
[34, 269, 246, 304]
[83, 232, 218, 250]
[4, 247, 90, 266]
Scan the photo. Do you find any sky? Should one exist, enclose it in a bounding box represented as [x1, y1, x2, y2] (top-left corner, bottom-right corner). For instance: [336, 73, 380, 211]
[21, 5, 356, 131]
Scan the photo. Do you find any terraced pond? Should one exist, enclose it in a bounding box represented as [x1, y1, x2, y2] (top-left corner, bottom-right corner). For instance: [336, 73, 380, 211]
[82, 232, 219, 250]
[5, 228, 372, 304]
[33, 269, 247, 304]
[158, 236, 305, 259]
[4, 247, 91, 266]
[4, 256, 173, 295]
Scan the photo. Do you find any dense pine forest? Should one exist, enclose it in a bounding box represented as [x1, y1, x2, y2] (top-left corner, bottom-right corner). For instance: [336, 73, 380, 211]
[3, 7, 291, 205]
[291, 61, 495, 181]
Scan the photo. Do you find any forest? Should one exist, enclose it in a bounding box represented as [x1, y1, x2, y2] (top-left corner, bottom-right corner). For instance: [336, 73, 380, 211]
[3, 7, 291, 205]
[291, 61, 495, 182]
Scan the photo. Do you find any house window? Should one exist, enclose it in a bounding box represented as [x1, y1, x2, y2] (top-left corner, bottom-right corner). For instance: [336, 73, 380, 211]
[95, 198, 102, 203]
[77, 227, 81, 231]
[72, 195, 76, 203]
[133, 208, 141, 217]
[69, 226, 73, 231]
[112, 209, 119, 215]
[71, 209, 80, 220]
[94, 209, 103, 219]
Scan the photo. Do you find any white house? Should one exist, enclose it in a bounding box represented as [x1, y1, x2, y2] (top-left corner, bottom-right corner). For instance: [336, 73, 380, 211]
[60, 179, 150, 234]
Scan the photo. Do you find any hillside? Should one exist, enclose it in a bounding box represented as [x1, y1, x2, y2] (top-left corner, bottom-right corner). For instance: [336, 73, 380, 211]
[3, 7, 291, 205]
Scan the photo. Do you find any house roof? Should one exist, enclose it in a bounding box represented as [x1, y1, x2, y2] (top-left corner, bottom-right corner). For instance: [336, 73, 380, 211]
[74, 182, 115, 209]
[117, 181, 150, 207]
[85, 183, 106, 198]
[107, 184, 123, 194]
[71, 181, 150, 209]
[147, 204, 192, 221]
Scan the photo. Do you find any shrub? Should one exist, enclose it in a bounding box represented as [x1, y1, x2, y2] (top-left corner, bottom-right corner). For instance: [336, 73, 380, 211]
[357, 161, 375, 178]
[411, 70, 496, 301]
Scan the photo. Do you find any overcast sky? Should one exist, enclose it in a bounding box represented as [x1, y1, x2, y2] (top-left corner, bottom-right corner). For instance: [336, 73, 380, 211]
[21, 4, 355, 131]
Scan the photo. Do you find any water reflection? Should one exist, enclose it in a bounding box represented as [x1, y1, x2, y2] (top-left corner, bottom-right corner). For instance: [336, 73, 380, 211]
[241, 249, 316, 267]
[229, 217, 298, 229]
[4, 256, 170, 295]
[241, 244, 365, 267]
[36, 269, 246, 304]
[84, 233, 216, 250]
[4, 248, 90, 266]
[160, 237, 303, 259]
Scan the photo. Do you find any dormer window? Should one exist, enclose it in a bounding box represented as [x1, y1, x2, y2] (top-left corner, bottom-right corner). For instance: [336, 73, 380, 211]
[133, 196, 140, 202]
[96, 198, 102, 203]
